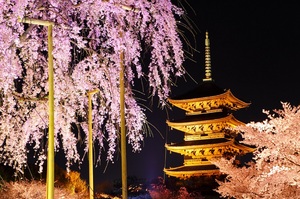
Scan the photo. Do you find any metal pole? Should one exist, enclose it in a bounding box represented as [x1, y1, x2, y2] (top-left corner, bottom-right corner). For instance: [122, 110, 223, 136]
[114, 7, 139, 198]
[18, 18, 55, 199]
[87, 89, 99, 199]
[46, 24, 55, 199]
[120, 50, 127, 199]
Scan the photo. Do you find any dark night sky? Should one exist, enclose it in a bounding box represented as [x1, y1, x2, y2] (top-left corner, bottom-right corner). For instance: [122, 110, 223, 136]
[78, 1, 300, 185]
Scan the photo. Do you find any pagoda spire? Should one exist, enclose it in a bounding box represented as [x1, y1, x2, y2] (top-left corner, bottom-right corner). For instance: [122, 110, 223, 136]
[203, 31, 212, 81]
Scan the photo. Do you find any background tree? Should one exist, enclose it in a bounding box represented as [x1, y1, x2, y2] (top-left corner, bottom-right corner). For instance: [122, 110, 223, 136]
[213, 102, 300, 199]
[0, 0, 190, 174]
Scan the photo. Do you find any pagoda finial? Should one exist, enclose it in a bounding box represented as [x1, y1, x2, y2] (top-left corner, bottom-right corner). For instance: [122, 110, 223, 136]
[203, 31, 212, 81]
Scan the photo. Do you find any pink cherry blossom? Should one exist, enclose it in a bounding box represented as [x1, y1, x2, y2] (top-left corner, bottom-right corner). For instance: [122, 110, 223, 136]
[213, 102, 300, 199]
[0, 0, 185, 173]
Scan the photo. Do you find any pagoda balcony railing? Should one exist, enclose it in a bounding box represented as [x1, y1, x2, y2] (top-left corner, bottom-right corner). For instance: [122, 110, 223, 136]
[183, 158, 214, 166]
[184, 133, 224, 141]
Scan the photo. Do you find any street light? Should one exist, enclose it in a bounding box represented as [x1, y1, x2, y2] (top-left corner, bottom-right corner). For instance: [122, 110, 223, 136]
[87, 89, 99, 199]
[119, 50, 127, 198]
[18, 17, 55, 199]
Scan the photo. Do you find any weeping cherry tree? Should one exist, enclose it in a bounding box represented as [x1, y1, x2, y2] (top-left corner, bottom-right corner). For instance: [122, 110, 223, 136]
[0, 0, 187, 175]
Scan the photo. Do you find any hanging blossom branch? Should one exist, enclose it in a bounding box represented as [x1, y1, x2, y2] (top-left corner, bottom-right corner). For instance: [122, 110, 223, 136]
[0, 0, 186, 173]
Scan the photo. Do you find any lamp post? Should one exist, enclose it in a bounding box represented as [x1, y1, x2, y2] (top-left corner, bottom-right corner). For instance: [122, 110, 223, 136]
[116, 6, 139, 199]
[18, 18, 55, 199]
[119, 50, 127, 199]
[87, 89, 99, 199]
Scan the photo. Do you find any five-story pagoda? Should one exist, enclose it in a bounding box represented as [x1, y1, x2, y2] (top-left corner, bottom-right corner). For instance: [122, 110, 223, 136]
[164, 32, 254, 179]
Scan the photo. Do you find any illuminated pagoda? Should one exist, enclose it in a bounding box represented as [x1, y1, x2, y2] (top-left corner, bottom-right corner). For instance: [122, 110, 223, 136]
[164, 32, 254, 179]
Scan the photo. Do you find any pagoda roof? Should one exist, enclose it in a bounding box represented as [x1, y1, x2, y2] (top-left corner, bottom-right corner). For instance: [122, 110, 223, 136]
[168, 138, 229, 146]
[167, 111, 241, 124]
[168, 81, 250, 112]
[165, 164, 218, 172]
[166, 113, 245, 135]
[166, 138, 255, 153]
[174, 110, 228, 122]
[164, 164, 220, 178]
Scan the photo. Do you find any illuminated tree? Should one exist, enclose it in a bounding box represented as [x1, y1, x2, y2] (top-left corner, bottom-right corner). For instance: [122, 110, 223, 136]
[0, 0, 186, 174]
[213, 102, 300, 199]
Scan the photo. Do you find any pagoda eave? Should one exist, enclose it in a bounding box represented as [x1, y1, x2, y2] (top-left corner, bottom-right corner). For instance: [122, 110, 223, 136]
[165, 140, 254, 156]
[166, 114, 244, 129]
[166, 139, 232, 148]
[164, 165, 220, 179]
[233, 142, 256, 153]
[168, 90, 250, 113]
